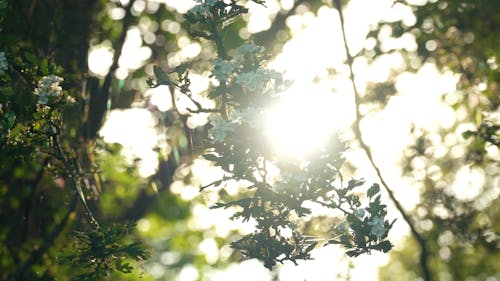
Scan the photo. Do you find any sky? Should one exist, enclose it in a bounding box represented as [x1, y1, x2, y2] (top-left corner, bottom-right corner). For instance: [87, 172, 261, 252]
[90, 0, 475, 280]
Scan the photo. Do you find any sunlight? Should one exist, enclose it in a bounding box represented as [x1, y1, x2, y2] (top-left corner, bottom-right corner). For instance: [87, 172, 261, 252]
[265, 85, 353, 157]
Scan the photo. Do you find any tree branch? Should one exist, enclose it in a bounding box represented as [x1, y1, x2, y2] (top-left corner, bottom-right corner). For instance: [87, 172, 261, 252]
[210, 20, 228, 60]
[53, 130, 100, 228]
[333, 1, 432, 280]
[87, 0, 137, 140]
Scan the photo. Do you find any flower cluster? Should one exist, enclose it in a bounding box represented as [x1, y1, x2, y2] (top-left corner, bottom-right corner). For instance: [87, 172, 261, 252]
[208, 114, 235, 143]
[353, 208, 366, 218]
[211, 43, 282, 93]
[236, 43, 264, 56]
[368, 216, 386, 238]
[0, 51, 7, 73]
[208, 42, 275, 142]
[178, 0, 394, 268]
[232, 107, 262, 129]
[213, 58, 236, 82]
[236, 70, 268, 92]
[33, 75, 64, 105]
[208, 107, 263, 143]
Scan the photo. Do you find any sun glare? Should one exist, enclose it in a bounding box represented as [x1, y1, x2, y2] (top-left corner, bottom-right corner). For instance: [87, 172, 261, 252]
[265, 86, 353, 157]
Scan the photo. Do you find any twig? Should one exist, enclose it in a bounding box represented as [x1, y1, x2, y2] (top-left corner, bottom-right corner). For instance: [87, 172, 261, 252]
[333, 1, 432, 280]
[210, 20, 228, 60]
[52, 130, 99, 229]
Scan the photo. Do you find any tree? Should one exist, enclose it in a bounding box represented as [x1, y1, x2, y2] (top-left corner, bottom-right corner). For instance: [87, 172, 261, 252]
[1, 0, 497, 281]
[1, 0, 394, 280]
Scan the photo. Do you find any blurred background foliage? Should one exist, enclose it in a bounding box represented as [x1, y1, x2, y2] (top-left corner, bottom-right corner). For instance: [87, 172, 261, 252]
[0, 0, 498, 280]
[369, 0, 500, 280]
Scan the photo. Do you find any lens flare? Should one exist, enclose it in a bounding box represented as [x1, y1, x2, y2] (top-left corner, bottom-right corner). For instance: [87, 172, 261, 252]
[265, 88, 352, 158]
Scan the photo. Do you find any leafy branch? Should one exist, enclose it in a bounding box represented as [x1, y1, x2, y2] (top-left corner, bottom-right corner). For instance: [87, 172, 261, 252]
[147, 0, 395, 269]
[65, 223, 149, 281]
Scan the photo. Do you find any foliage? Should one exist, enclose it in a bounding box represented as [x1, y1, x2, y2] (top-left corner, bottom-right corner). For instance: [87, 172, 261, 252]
[149, 0, 394, 270]
[0, 0, 395, 279]
[0, 0, 149, 280]
[2, 0, 497, 280]
[65, 224, 149, 281]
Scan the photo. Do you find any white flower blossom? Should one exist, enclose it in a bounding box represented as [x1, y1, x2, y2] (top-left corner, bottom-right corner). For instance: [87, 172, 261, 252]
[353, 208, 365, 218]
[235, 70, 263, 91]
[66, 95, 76, 104]
[0, 52, 8, 73]
[231, 107, 261, 129]
[236, 69, 282, 92]
[236, 43, 264, 57]
[213, 58, 236, 82]
[33, 75, 64, 105]
[336, 221, 348, 232]
[368, 216, 386, 238]
[209, 114, 235, 143]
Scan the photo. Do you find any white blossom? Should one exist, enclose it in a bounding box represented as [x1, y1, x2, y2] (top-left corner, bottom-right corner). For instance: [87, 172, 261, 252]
[66, 95, 76, 104]
[209, 114, 235, 143]
[236, 43, 264, 57]
[236, 69, 282, 92]
[235, 70, 266, 92]
[213, 58, 235, 82]
[0, 52, 8, 73]
[231, 107, 261, 129]
[353, 208, 365, 218]
[368, 216, 386, 238]
[336, 221, 348, 232]
[33, 75, 64, 105]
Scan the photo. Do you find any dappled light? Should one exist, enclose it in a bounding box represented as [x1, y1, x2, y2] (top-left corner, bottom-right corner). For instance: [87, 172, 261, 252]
[1, 0, 499, 281]
[265, 87, 351, 158]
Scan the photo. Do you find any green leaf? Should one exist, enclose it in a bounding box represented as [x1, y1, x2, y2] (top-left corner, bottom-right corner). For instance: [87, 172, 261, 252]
[367, 183, 380, 198]
[210, 202, 227, 209]
[347, 178, 365, 190]
[202, 153, 220, 162]
[346, 250, 359, 257]
[372, 240, 393, 253]
[327, 239, 342, 245]
[305, 242, 318, 253]
[462, 130, 475, 139]
[24, 52, 39, 64]
[153, 65, 171, 85]
[115, 259, 133, 273]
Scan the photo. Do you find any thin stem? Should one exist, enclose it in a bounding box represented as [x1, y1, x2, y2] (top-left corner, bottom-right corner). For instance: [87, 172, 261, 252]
[333, 1, 432, 280]
[209, 20, 228, 60]
[52, 129, 99, 229]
